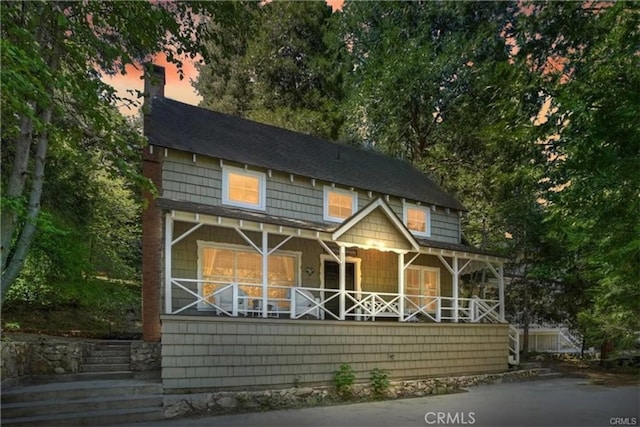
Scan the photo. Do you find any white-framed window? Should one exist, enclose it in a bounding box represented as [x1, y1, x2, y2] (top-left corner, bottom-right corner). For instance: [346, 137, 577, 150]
[403, 202, 431, 237]
[222, 165, 266, 210]
[197, 242, 299, 310]
[323, 186, 358, 222]
[405, 266, 440, 311]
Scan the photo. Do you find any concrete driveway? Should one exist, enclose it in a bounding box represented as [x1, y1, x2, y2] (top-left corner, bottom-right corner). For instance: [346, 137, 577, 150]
[123, 378, 639, 427]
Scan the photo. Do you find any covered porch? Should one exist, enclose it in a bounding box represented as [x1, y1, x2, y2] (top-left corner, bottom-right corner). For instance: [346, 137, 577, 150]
[162, 198, 506, 326]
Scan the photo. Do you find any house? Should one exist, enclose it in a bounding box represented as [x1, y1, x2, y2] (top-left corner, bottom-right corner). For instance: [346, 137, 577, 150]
[141, 66, 518, 393]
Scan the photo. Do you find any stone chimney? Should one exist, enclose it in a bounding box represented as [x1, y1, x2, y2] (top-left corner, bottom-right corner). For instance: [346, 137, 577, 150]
[142, 64, 165, 127]
[144, 64, 165, 101]
[141, 63, 165, 343]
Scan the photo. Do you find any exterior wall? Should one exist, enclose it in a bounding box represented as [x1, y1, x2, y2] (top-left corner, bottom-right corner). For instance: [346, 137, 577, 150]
[359, 250, 397, 294]
[338, 208, 413, 251]
[161, 316, 509, 392]
[432, 210, 460, 243]
[161, 150, 460, 244]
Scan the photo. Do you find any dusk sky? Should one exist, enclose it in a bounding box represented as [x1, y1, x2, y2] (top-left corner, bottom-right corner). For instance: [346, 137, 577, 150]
[108, 0, 344, 116]
[104, 0, 344, 115]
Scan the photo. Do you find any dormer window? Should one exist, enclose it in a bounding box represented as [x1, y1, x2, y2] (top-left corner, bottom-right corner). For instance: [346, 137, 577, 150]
[404, 203, 430, 237]
[222, 166, 266, 210]
[324, 186, 357, 222]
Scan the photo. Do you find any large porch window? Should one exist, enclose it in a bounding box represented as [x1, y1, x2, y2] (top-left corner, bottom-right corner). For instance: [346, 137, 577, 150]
[198, 244, 298, 309]
[405, 266, 440, 311]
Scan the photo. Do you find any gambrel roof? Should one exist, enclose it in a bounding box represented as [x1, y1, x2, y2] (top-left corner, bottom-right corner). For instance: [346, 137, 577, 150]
[147, 97, 466, 212]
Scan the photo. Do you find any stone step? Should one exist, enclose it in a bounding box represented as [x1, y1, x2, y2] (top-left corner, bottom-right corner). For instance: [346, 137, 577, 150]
[1, 379, 162, 404]
[84, 355, 130, 365]
[1, 406, 164, 427]
[89, 340, 134, 347]
[88, 348, 131, 357]
[87, 351, 130, 357]
[2, 394, 163, 419]
[82, 363, 131, 373]
[8, 371, 135, 386]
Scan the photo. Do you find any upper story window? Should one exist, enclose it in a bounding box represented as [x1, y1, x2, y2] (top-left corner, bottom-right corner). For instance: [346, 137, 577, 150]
[324, 186, 358, 222]
[403, 203, 430, 237]
[222, 166, 266, 210]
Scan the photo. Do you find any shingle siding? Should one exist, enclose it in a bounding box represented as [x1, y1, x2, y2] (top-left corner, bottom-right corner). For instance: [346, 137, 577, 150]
[162, 150, 461, 244]
[161, 316, 509, 392]
[431, 210, 460, 244]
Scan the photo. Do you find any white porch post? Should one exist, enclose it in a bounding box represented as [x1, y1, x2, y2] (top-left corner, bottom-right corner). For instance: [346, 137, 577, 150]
[261, 230, 268, 318]
[164, 214, 173, 314]
[452, 256, 459, 323]
[339, 245, 346, 320]
[498, 263, 505, 322]
[398, 252, 405, 322]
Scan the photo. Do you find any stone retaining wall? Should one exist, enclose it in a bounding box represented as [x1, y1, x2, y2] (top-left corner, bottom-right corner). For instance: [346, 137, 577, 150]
[1, 339, 83, 381]
[1, 337, 161, 386]
[163, 369, 541, 419]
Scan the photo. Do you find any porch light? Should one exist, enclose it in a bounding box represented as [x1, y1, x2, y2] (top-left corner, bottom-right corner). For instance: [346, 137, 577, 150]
[367, 240, 386, 250]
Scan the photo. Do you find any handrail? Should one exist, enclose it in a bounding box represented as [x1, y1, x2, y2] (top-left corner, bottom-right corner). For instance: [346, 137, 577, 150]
[508, 324, 520, 365]
[471, 296, 501, 323]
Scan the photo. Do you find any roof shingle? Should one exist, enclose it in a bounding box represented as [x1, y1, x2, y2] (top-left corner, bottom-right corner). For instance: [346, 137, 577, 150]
[148, 97, 466, 211]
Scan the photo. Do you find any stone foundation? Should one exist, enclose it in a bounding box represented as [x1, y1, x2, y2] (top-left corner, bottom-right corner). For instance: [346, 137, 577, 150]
[163, 369, 541, 419]
[131, 341, 162, 378]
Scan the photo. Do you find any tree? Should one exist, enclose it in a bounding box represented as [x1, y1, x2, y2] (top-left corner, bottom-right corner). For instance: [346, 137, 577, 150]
[0, 1, 245, 297]
[195, 1, 345, 140]
[333, 1, 548, 238]
[517, 1, 640, 354]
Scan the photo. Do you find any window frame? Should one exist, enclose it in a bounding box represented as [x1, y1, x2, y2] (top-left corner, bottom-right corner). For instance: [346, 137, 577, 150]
[405, 266, 440, 312]
[403, 202, 431, 237]
[196, 241, 301, 310]
[221, 165, 266, 211]
[323, 186, 358, 223]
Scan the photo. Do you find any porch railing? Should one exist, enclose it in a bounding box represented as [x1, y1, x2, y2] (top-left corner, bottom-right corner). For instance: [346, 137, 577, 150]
[167, 279, 503, 324]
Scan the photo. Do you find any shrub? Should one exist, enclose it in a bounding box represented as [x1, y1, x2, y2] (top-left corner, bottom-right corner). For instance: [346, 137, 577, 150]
[370, 368, 390, 398]
[333, 363, 356, 398]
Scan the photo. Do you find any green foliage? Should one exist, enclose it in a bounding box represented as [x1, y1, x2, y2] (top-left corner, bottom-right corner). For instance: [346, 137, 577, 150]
[369, 368, 390, 398]
[518, 2, 640, 350]
[3, 276, 140, 338]
[1, 0, 246, 295]
[4, 322, 21, 332]
[333, 363, 356, 398]
[195, 1, 344, 140]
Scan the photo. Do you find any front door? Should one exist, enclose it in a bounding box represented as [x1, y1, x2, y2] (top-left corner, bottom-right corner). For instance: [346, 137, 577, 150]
[323, 261, 355, 319]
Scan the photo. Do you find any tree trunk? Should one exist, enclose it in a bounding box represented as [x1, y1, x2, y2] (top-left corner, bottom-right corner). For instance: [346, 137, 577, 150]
[600, 338, 614, 366]
[0, 109, 35, 270]
[1, 105, 52, 297]
[522, 282, 530, 360]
